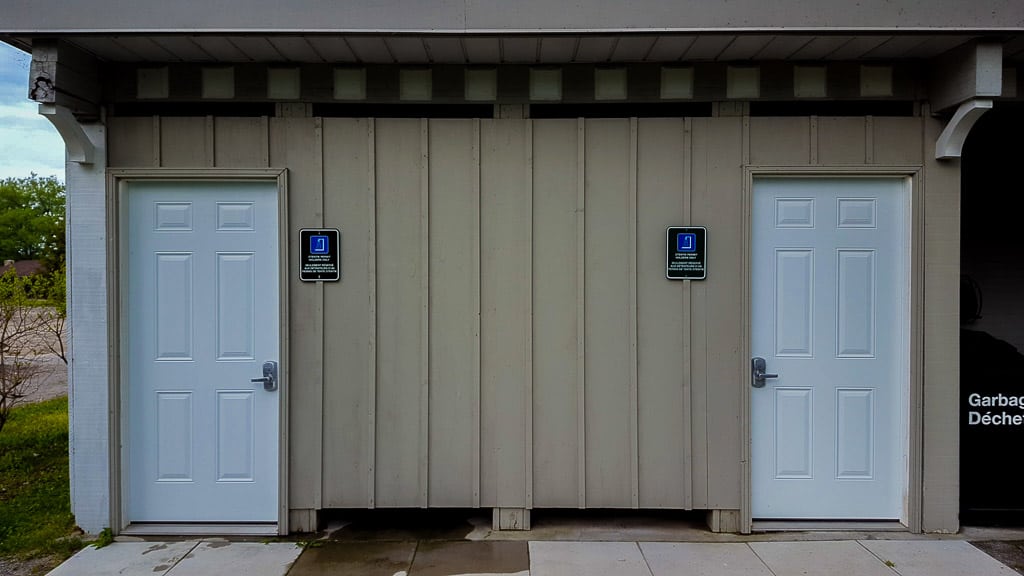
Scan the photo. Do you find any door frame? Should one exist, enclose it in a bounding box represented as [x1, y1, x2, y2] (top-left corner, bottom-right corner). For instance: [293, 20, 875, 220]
[107, 168, 290, 535]
[740, 166, 923, 533]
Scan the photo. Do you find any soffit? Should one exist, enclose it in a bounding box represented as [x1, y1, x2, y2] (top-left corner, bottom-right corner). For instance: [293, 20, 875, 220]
[6, 33, 1023, 64]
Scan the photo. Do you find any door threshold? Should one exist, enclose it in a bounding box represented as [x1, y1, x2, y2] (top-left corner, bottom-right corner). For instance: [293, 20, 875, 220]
[121, 523, 279, 537]
[752, 520, 906, 532]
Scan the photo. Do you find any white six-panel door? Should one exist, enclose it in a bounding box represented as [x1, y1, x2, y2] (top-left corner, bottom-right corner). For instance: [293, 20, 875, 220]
[752, 177, 907, 519]
[126, 180, 279, 523]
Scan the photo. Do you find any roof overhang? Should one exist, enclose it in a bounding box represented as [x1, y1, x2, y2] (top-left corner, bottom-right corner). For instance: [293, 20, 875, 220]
[3, 32, 1023, 65]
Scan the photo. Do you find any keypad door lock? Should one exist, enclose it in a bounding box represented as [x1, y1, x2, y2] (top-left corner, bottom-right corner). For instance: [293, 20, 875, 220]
[751, 357, 778, 388]
[251, 360, 278, 391]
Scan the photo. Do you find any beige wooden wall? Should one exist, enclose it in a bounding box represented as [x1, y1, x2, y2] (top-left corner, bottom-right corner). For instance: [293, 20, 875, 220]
[106, 112, 957, 532]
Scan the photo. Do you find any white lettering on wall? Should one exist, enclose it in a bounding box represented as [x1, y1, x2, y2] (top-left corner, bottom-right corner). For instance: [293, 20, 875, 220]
[967, 394, 1024, 426]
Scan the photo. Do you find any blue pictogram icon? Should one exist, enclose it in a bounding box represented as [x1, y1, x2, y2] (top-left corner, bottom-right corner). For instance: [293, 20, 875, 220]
[310, 235, 329, 254]
[677, 233, 696, 253]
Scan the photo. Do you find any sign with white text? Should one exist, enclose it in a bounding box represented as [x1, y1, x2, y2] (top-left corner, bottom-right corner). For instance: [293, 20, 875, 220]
[300, 228, 340, 282]
[666, 226, 707, 280]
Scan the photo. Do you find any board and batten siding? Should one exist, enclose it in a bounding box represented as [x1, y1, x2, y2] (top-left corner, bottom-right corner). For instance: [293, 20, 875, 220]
[105, 113, 956, 532]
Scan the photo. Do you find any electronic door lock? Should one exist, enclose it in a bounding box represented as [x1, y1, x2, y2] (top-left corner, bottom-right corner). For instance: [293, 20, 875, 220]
[751, 357, 778, 388]
[251, 360, 278, 391]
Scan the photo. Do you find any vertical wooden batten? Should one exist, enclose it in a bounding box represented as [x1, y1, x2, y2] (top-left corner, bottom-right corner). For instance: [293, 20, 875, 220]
[314, 118, 325, 511]
[681, 117, 694, 510]
[688, 118, 710, 509]
[576, 117, 587, 509]
[151, 117, 161, 167]
[524, 119, 535, 510]
[628, 117, 640, 509]
[866, 116, 876, 164]
[204, 115, 215, 167]
[472, 118, 482, 509]
[419, 118, 430, 509]
[809, 116, 819, 165]
[367, 118, 378, 508]
[739, 112, 751, 530]
[261, 117, 270, 167]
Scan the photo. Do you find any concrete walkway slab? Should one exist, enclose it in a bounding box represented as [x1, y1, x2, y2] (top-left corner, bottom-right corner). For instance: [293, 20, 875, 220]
[163, 541, 301, 576]
[749, 540, 896, 576]
[46, 541, 199, 576]
[860, 539, 1018, 576]
[529, 541, 651, 576]
[412, 541, 530, 576]
[287, 541, 416, 576]
[641, 542, 775, 576]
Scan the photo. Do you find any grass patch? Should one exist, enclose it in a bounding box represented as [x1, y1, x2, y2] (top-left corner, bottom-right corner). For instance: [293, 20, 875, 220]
[0, 397, 83, 560]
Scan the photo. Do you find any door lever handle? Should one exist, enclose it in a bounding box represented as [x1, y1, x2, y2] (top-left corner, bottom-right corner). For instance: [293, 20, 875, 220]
[251, 360, 278, 391]
[751, 357, 778, 388]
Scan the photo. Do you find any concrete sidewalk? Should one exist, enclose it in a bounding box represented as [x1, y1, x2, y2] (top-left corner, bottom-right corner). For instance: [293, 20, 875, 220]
[47, 536, 1020, 576]
[46, 540, 302, 576]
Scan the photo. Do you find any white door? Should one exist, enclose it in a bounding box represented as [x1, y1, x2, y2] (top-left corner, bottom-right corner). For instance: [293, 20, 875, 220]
[751, 177, 907, 519]
[126, 180, 280, 523]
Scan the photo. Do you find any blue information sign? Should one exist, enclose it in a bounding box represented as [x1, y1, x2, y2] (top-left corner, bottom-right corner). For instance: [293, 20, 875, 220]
[310, 235, 329, 255]
[676, 233, 696, 253]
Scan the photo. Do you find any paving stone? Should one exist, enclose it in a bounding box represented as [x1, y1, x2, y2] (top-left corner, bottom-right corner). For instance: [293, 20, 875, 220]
[47, 541, 198, 576]
[860, 539, 1018, 576]
[287, 541, 416, 576]
[529, 541, 651, 576]
[165, 541, 301, 576]
[411, 540, 529, 576]
[641, 542, 774, 576]
[748, 540, 894, 576]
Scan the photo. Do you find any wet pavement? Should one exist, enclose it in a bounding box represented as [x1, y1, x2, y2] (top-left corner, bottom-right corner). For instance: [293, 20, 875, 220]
[290, 540, 530, 576]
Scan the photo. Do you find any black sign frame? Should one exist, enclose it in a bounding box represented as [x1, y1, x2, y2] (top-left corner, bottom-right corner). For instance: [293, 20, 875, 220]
[666, 226, 707, 280]
[300, 228, 340, 282]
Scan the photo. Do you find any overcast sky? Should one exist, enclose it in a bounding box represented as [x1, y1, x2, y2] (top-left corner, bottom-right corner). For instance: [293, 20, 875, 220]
[0, 42, 65, 182]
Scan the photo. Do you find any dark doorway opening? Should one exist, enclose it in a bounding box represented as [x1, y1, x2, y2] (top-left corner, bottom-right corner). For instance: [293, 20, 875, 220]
[960, 101, 1024, 526]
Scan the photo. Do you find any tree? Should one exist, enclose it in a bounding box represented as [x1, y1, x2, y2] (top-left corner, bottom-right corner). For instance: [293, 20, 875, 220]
[0, 175, 65, 272]
[0, 268, 54, 433]
[32, 260, 67, 364]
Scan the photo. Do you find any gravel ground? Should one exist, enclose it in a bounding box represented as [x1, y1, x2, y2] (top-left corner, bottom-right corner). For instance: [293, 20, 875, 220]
[973, 541, 1024, 575]
[0, 555, 60, 576]
[18, 354, 68, 404]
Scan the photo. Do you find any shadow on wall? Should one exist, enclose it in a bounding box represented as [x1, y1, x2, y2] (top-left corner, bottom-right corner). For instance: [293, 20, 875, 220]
[960, 328, 1024, 524]
[960, 102, 1024, 525]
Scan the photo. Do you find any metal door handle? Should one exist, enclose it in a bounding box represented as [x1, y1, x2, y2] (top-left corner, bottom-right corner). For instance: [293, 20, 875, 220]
[751, 357, 778, 388]
[251, 360, 278, 391]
